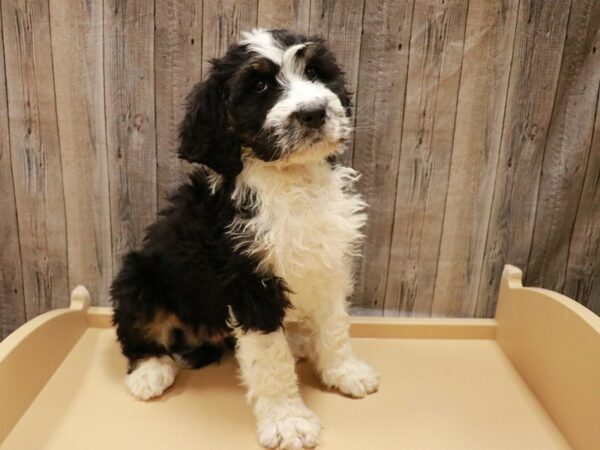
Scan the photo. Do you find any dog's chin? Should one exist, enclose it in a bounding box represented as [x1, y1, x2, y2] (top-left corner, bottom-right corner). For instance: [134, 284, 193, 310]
[243, 134, 345, 167]
[267, 137, 345, 167]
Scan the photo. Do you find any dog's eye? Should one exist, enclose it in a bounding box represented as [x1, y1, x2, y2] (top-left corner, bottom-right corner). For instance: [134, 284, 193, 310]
[252, 80, 268, 93]
[305, 66, 318, 80]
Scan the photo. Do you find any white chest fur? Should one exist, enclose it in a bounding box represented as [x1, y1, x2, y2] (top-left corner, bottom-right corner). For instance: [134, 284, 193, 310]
[229, 159, 367, 296]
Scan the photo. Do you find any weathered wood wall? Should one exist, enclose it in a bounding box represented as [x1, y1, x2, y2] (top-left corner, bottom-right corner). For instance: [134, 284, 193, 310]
[1, 0, 599, 338]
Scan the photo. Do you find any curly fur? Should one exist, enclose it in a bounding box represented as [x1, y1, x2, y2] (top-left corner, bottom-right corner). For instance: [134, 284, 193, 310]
[111, 28, 379, 450]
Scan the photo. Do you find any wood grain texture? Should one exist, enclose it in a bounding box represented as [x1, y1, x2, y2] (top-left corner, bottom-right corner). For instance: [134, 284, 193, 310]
[564, 88, 600, 314]
[309, 0, 365, 167]
[104, 0, 157, 271]
[0, 13, 26, 338]
[525, 0, 600, 292]
[476, 0, 572, 318]
[201, 0, 258, 76]
[384, 0, 469, 316]
[1, 1, 600, 328]
[432, 1, 519, 316]
[350, 0, 415, 314]
[2, 0, 69, 317]
[50, 0, 112, 305]
[155, 0, 203, 210]
[257, 0, 310, 33]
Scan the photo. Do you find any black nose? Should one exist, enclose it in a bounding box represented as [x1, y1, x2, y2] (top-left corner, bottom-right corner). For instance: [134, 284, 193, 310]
[296, 106, 326, 129]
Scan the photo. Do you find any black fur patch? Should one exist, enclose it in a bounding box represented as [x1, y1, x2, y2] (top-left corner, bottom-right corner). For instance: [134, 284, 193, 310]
[111, 169, 290, 367]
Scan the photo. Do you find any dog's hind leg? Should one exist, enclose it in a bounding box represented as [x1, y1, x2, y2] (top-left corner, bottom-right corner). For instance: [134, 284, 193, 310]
[113, 321, 179, 400]
[178, 341, 228, 369]
[125, 355, 180, 400]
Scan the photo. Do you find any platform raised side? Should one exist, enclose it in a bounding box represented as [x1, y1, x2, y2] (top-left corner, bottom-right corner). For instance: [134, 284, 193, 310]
[495, 265, 600, 450]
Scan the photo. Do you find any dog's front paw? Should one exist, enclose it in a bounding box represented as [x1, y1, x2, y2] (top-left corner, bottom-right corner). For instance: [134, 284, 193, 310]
[320, 357, 379, 398]
[125, 356, 178, 400]
[256, 401, 321, 450]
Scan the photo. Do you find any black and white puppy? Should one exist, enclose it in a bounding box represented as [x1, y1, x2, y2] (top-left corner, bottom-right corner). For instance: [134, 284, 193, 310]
[111, 28, 379, 450]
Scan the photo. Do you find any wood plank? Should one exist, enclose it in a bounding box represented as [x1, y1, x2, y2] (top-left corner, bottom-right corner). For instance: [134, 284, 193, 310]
[565, 90, 600, 315]
[1, 0, 69, 317]
[50, 0, 112, 306]
[350, 0, 415, 314]
[155, 0, 203, 210]
[383, 0, 469, 316]
[0, 12, 25, 339]
[257, 0, 310, 33]
[201, 0, 258, 76]
[475, 0, 572, 318]
[309, 0, 365, 167]
[432, 1, 519, 317]
[104, 0, 157, 270]
[525, 1, 600, 293]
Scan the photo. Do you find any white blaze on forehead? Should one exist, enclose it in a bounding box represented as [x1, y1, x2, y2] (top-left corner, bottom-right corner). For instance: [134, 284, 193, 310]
[279, 43, 310, 83]
[240, 28, 310, 83]
[240, 28, 284, 65]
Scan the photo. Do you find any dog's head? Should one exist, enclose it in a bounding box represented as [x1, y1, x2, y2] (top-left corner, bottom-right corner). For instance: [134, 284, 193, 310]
[178, 29, 352, 177]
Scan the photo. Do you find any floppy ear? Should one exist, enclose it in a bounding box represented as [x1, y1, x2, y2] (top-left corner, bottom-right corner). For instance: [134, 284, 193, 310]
[178, 65, 243, 177]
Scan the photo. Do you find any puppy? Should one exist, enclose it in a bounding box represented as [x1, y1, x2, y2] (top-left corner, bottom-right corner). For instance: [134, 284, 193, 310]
[111, 28, 379, 450]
